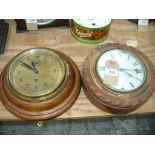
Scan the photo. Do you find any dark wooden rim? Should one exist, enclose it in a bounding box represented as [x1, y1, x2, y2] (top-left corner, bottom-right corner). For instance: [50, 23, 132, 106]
[0, 48, 81, 120]
[82, 43, 155, 114]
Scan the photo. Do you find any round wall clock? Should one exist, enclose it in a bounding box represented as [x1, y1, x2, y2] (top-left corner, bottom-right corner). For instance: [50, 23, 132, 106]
[0, 48, 81, 120]
[15, 19, 69, 32]
[36, 19, 56, 26]
[70, 19, 111, 44]
[82, 43, 155, 114]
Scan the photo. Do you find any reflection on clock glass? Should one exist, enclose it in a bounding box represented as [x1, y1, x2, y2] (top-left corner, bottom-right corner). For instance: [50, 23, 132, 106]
[96, 49, 146, 92]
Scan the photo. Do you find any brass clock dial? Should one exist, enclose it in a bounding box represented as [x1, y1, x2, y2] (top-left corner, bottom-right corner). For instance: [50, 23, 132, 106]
[0, 48, 81, 120]
[82, 43, 155, 114]
[8, 49, 67, 100]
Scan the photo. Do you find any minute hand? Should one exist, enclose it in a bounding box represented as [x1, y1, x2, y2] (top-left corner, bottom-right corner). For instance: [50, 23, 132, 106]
[98, 67, 141, 73]
[20, 61, 39, 74]
[122, 70, 141, 81]
[119, 68, 142, 73]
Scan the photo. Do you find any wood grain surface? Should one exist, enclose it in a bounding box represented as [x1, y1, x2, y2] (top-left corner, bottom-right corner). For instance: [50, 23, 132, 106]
[0, 19, 155, 120]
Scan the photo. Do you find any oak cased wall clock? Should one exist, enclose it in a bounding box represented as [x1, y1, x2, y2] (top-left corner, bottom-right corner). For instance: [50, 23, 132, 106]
[15, 19, 69, 32]
[0, 48, 81, 120]
[82, 43, 155, 114]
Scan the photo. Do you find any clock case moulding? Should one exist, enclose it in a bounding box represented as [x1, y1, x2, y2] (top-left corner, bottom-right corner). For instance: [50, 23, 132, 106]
[82, 43, 155, 114]
[0, 48, 81, 120]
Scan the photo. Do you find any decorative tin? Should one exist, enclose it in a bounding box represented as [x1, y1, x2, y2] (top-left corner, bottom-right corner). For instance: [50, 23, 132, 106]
[70, 19, 111, 44]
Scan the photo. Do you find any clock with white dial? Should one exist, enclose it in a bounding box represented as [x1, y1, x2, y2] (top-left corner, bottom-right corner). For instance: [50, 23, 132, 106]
[96, 49, 146, 93]
[36, 19, 56, 26]
[73, 19, 111, 29]
[82, 43, 155, 114]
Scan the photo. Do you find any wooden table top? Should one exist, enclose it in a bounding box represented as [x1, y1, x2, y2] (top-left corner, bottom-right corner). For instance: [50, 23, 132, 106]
[0, 19, 155, 121]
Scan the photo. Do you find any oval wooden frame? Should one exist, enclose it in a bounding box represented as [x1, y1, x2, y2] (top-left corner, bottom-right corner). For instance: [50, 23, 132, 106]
[0, 48, 81, 120]
[82, 43, 155, 114]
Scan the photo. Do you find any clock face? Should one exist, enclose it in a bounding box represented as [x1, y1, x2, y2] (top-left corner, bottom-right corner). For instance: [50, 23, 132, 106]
[73, 19, 111, 29]
[96, 49, 146, 93]
[36, 19, 56, 26]
[8, 48, 67, 99]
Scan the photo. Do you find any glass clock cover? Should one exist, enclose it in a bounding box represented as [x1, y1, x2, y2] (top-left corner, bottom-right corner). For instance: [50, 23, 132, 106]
[8, 49, 67, 98]
[96, 49, 146, 93]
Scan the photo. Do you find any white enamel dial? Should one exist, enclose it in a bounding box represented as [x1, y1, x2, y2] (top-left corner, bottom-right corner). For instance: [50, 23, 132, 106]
[96, 49, 146, 92]
[36, 19, 55, 26]
[73, 19, 111, 28]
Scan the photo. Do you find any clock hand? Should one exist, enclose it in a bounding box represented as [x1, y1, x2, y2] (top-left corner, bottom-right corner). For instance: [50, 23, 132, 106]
[99, 67, 141, 81]
[32, 61, 38, 71]
[122, 70, 141, 81]
[119, 68, 142, 73]
[20, 61, 39, 74]
[99, 67, 142, 73]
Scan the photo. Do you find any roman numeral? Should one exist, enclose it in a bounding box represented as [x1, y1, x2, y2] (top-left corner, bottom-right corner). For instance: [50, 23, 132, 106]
[129, 82, 135, 88]
[25, 83, 29, 88]
[128, 56, 130, 60]
[119, 53, 121, 57]
[19, 78, 22, 82]
[34, 86, 38, 91]
[134, 61, 139, 66]
[44, 83, 48, 88]
[135, 69, 143, 74]
[98, 66, 105, 70]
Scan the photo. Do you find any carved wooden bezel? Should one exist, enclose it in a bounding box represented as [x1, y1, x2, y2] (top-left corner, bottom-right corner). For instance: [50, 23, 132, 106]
[82, 43, 155, 114]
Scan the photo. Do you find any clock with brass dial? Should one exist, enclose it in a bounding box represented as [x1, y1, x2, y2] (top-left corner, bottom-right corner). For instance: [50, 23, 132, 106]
[0, 48, 81, 120]
[82, 43, 155, 114]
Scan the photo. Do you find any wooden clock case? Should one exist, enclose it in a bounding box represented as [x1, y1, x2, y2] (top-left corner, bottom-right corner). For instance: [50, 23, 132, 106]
[82, 43, 155, 114]
[0, 48, 81, 120]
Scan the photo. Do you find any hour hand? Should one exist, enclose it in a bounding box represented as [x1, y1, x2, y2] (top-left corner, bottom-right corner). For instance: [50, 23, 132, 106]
[20, 61, 39, 74]
[122, 70, 141, 81]
[32, 61, 38, 71]
[99, 67, 142, 74]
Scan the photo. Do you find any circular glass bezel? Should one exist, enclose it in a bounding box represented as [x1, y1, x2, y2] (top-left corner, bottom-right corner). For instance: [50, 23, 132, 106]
[7, 48, 69, 101]
[95, 49, 147, 94]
